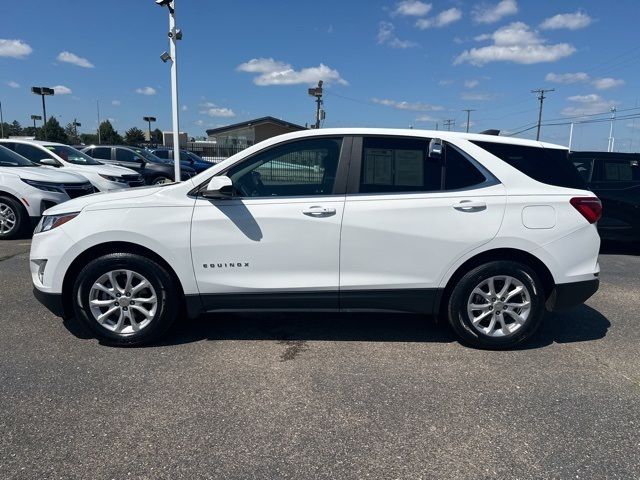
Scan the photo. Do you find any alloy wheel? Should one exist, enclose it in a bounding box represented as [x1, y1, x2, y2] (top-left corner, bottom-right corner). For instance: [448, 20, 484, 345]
[0, 202, 17, 235]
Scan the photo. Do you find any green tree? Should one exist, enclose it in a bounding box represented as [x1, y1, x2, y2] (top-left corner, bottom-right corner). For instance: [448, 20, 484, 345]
[35, 117, 69, 143]
[8, 120, 23, 137]
[64, 122, 81, 145]
[98, 120, 123, 144]
[124, 127, 146, 145]
[152, 128, 163, 145]
[22, 126, 39, 137]
[80, 133, 99, 145]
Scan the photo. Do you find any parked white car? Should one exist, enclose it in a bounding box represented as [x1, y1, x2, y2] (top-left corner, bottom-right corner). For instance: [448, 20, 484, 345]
[0, 145, 95, 239]
[30, 129, 601, 349]
[0, 140, 144, 191]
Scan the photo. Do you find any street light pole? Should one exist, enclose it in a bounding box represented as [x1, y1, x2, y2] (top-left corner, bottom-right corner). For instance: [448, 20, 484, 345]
[30, 114, 42, 130]
[0, 101, 4, 139]
[143, 116, 157, 145]
[31, 87, 55, 140]
[607, 107, 617, 152]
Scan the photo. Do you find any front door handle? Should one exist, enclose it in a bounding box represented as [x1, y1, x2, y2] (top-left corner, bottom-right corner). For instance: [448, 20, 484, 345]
[453, 200, 487, 212]
[303, 206, 336, 217]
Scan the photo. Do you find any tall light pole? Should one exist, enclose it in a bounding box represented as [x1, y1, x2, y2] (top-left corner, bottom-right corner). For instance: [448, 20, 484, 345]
[607, 107, 617, 152]
[156, 0, 182, 182]
[72, 119, 81, 142]
[531, 88, 554, 141]
[96, 100, 102, 144]
[143, 116, 157, 145]
[308, 80, 324, 129]
[0, 101, 4, 138]
[31, 87, 55, 140]
[30, 114, 42, 130]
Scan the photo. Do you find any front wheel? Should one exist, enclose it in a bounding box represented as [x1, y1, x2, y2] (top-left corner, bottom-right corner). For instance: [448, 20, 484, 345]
[72, 253, 179, 346]
[0, 196, 26, 240]
[447, 260, 545, 349]
[151, 176, 173, 185]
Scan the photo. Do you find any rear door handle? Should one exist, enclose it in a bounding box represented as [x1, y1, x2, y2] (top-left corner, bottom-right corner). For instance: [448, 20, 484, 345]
[453, 200, 487, 212]
[303, 206, 336, 217]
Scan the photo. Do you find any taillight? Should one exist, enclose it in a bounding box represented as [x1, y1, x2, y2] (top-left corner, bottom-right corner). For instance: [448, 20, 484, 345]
[570, 197, 602, 224]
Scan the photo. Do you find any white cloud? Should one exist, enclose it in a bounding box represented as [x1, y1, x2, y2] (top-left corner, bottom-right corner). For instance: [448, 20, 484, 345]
[372, 98, 443, 111]
[181, 104, 188, 111]
[57, 51, 94, 68]
[135, 86, 157, 95]
[199, 107, 235, 118]
[377, 22, 418, 49]
[416, 8, 462, 29]
[455, 22, 575, 65]
[540, 11, 592, 30]
[0, 39, 32, 58]
[415, 114, 438, 122]
[111, 100, 121, 106]
[194, 119, 205, 127]
[464, 79, 479, 88]
[472, 0, 518, 24]
[237, 57, 348, 85]
[7, 81, 20, 88]
[394, 0, 432, 16]
[592, 77, 625, 90]
[52, 85, 72, 95]
[561, 93, 617, 116]
[438, 79, 454, 86]
[545, 72, 589, 84]
[460, 92, 493, 101]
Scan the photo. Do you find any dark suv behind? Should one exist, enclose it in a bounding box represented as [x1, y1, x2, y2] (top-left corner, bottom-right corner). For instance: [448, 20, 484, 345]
[81, 145, 196, 185]
[570, 151, 640, 241]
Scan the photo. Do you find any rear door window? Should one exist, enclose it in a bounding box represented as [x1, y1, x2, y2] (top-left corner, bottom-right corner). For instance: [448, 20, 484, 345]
[14, 144, 54, 163]
[92, 147, 112, 160]
[473, 141, 587, 189]
[602, 159, 639, 182]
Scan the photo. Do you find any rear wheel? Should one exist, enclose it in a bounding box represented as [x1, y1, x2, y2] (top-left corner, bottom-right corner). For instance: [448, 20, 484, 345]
[447, 260, 545, 349]
[72, 253, 179, 346]
[0, 196, 26, 240]
[151, 175, 173, 185]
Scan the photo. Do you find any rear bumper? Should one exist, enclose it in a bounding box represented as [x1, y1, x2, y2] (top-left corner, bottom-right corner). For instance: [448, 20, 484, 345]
[546, 278, 599, 311]
[33, 287, 65, 317]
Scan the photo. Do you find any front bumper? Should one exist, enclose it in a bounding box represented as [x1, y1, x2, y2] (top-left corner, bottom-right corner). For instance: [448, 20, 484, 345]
[546, 278, 599, 311]
[33, 287, 65, 317]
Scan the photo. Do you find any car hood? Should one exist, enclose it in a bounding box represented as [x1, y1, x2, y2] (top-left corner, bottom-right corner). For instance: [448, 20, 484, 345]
[62, 163, 139, 176]
[44, 185, 166, 215]
[2, 166, 87, 183]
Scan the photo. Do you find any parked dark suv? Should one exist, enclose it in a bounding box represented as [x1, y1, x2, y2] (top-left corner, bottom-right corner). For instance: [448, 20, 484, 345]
[570, 151, 640, 241]
[149, 148, 212, 173]
[81, 146, 196, 185]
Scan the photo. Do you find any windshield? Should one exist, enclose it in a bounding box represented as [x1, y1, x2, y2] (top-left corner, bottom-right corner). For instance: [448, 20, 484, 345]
[131, 147, 165, 163]
[0, 145, 38, 167]
[44, 145, 102, 165]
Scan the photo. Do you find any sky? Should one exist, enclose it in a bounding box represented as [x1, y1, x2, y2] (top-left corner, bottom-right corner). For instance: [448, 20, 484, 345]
[1, 0, 639, 151]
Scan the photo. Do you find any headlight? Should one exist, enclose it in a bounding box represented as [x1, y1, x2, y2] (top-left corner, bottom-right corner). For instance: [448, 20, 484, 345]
[21, 179, 66, 193]
[34, 212, 80, 234]
[98, 174, 128, 183]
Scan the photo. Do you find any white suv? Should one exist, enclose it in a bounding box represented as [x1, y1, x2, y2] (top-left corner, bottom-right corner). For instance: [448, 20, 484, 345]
[0, 145, 95, 239]
[30, 129, 601, 349]
[0, 140, 144, 191]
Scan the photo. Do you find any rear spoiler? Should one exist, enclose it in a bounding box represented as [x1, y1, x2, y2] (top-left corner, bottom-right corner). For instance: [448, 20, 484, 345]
[479, 129, 500, 136]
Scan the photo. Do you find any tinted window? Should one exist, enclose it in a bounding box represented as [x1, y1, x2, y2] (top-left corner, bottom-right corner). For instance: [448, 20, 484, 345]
[14, 144, 55, 163]
[571, 157, 594, 182]
[473, 141, 586, 189]
[115, 149, 139, 162]
[92, 147, 111, 160]
[444, 144, 487, 190]
[154, 150, 169, 159]
[44, 145, 102, 165]
[359, 137, 441, 193]
[602, 159, 640, 182]
[227, 138, 342, 197]
[0, 145, 37, 167]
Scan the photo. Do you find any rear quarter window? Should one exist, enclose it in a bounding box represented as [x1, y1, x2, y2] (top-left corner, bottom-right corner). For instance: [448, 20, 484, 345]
[472, 141, 587, 190]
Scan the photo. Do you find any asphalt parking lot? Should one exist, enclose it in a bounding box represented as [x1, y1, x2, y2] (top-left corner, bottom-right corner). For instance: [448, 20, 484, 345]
[0, 240, 639, 480]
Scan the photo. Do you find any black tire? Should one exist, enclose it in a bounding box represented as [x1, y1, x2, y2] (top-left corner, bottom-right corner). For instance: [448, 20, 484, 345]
[151, 175, 172, 185]
[447, 260, 545, 349]
[72, 253, 180, 346]
[0, 196, 27, 240]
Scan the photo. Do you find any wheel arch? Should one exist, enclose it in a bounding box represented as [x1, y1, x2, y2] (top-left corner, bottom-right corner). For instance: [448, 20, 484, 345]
[61, 241, 187, 318]
[436, 248, 555, 318]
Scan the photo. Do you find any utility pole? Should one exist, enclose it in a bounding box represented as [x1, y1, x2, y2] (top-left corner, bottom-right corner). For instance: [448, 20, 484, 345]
[607, 106, 617, 152]
[0, 101, 4, 138]
[308, 80, 324, 129]
[96, 100, 101, 144]
[443, 119, 455, 131]
[531, 88, 554, 141]
[462, 109, 475, 133]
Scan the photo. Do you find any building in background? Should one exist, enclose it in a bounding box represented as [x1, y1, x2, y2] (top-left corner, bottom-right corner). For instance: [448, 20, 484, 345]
[206, 116, 306, 148]
[161, 131, 188, 147]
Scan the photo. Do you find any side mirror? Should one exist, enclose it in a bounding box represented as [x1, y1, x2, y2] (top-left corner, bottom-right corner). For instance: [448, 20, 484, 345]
[40, 158, 61, 167]
[202, 175, 233, 199]
[428, 138, 443, 160]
